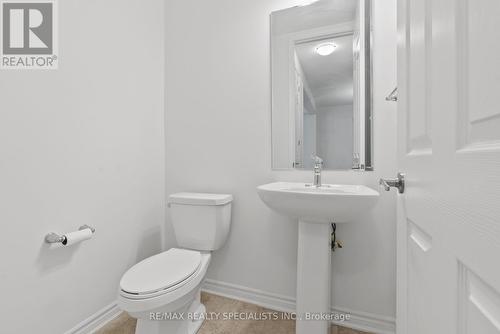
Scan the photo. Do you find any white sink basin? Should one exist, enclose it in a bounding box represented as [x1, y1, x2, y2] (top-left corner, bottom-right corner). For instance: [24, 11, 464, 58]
[257, 182, 379, 222]
[257, 182, 379, 334]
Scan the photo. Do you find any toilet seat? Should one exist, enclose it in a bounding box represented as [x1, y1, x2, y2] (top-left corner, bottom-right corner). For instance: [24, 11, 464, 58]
[120, 248, 202, 299]
[118, 252, 211, 316]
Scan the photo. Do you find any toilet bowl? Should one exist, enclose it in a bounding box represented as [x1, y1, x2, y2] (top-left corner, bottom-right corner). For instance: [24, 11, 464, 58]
[117, 193, 233, 334]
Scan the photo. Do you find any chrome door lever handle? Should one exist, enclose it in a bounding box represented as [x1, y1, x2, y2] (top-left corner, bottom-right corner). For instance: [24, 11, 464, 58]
[379, 173, 405, 194]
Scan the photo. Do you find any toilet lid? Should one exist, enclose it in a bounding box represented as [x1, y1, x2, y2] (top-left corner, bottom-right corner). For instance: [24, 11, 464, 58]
[120, 248, 202, 295]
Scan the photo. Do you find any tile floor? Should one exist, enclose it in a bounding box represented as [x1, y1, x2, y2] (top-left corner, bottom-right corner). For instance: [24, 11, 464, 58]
[96, 292, 370, 334]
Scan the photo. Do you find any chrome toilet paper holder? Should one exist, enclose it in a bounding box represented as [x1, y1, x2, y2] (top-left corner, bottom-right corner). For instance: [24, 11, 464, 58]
[45, 225, 95, 245]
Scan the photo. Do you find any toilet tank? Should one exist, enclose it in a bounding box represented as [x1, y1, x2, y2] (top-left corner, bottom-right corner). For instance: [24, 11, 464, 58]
[168, 193, 233, 251]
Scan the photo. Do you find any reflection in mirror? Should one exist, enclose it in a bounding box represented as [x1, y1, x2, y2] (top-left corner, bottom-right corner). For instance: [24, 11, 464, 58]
[271, 0, 372, 170]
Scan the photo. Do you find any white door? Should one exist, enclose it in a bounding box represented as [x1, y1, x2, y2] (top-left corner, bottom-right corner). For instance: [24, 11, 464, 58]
[396, 0, 500, 333]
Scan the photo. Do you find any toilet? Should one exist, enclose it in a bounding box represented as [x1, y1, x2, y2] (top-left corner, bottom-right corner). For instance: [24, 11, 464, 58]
[118, 192, 233, 334]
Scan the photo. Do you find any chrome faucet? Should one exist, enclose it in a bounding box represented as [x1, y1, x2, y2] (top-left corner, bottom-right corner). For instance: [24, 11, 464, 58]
[312, 155, 323, 187]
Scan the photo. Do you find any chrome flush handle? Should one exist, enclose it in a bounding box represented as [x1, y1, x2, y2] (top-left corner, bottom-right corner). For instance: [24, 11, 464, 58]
[379, 173, 406, 194]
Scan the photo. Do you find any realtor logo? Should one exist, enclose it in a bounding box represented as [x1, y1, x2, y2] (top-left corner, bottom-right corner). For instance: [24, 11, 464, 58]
[1, 0, 58, 69]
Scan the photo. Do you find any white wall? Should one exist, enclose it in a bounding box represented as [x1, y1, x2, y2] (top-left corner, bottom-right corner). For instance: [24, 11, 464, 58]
[165, 0, 397, 325]
[0, 1, 165, 333]
[316, 105, 354, 169]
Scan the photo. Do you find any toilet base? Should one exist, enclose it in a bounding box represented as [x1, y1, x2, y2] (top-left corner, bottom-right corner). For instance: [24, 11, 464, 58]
[135, 291, 206, 334]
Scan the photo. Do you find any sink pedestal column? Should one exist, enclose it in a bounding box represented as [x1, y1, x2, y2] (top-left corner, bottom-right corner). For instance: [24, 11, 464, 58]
[296, 220, 331, 334]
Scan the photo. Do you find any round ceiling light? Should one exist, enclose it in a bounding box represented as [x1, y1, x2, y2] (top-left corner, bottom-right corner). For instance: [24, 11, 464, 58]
[315, 42, 337, 56]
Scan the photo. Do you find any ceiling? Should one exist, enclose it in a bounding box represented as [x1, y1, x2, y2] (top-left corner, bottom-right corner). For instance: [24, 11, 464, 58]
[271, 0, 358, 36]
[295, 34, 354, 110]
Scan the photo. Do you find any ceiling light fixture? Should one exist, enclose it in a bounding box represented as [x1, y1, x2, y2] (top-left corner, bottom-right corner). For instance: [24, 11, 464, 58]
[315, 43, 337, 56]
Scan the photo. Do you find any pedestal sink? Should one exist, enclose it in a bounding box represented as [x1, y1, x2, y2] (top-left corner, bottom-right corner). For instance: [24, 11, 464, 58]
[257, 182, 379, 334]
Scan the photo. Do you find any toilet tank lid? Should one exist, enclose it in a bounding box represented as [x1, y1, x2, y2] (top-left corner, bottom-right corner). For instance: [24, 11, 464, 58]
[168, 192, 233, 206]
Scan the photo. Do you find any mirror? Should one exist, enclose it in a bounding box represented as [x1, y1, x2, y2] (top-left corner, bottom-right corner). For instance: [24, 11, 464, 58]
[271, 0, 372, 170]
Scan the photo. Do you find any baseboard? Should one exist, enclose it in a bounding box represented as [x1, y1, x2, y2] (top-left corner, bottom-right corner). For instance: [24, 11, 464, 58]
[65, 280, 395, 334]
[330, 306, 396, 334]
[203, 279, 396, 334]
[203, 279, 297, 314]
[64, 302, 123, 334]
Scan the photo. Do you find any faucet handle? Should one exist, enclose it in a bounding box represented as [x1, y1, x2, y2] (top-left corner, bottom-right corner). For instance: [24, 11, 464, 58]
[311, 155, 323, 165]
